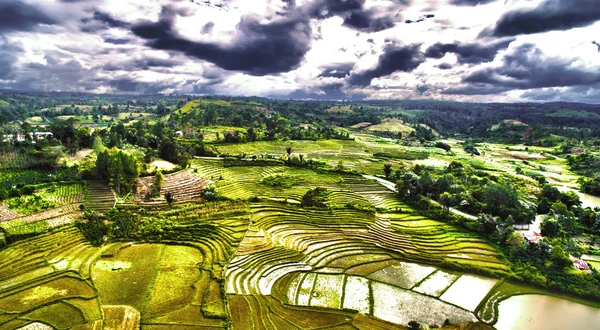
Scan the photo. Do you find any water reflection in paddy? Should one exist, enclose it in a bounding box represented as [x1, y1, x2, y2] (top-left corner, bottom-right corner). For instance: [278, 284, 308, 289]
[495, 294, 600, 330]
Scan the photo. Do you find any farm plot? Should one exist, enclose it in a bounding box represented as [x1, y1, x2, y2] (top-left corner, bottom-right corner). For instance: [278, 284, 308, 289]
[0, 204, 82, 237]
[440, 275, 498, 312]
[214, 165, 343, 202]
[92, 244, 163, 311]
[341, 175, 411, 211]
[224, 201, 506, 302]
[278, 271, 477, 328]
[84, 181, 115, 214]
[388, 213, 510, 275]
[33, 182, 84, 208]
[135, 170, 210, 204]
[142, 245, 227, 328]
[0, 226, 92, 291]
[0, 229, 104, 329]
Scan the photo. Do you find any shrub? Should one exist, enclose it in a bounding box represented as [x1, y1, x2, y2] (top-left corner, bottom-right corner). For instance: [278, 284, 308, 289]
[76, 211, 108, 246]
[260, 174, 296, 188]
[201, 186, 219, 202]
[301, 187, 331, 208]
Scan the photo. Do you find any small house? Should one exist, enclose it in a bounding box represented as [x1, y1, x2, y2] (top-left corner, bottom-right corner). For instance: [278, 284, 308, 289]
[522, 231, 542, 244]
[572, 258, 591, 273]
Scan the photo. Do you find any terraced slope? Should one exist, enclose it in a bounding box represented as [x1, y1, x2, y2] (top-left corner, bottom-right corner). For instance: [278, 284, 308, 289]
[224, 202, 508, 302]
[135, 170, 211, 204]
[84, 181, 115, 214]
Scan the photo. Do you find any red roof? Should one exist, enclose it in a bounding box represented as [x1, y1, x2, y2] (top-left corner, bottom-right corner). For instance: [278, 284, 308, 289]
[573, 259, 590, 271]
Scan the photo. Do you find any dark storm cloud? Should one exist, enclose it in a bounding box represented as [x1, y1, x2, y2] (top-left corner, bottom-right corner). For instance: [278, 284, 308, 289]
[286, 83, 365, 100]
[425, 38, 514, 64]
[441, 85, 510, 95]
[103, 38, 131, 45]
[92, 11, 130, 29]
[0, 41, 20, 80]
[0, 1, 57, 33]
[2, 52, 95, 91]
[437, 63, 453, 70]
[482, 0, 600, 37]
[131, 6, 312, 75]
[520, 85, 600, 103]
[449, 0, 496, 6]
[318, 63, 354, 78]
[307, 0, 401, 32]
[80, 11, 131, 32]
[343, 10, 395, 32]
[348, 44, 425, 86]
[306, 0, 364, 19]
[107, 78, 179, 94]
[593, 41, 600, 53]
[445, 44, 600, 95]
[102, 58, 181, 71]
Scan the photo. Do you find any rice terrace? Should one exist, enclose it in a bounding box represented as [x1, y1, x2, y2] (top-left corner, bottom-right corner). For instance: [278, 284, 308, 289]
[1, 94, 600, 330]
[2, 0, 600, 328]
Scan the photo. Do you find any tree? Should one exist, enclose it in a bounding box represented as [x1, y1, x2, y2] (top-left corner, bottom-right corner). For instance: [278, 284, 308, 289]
[435, 141, 451, 152]
[439, 192, 454, 213]
[505, 230, 526, 256]
[178, 152, 191, 168]
[165, 191, 175, 206]
[201, 186, 219, 201]
[383, 164, 392, 178]
[76, 211, 108, 246]
[396, 172, 420, 198]
[336, 160, 345, 172]
[247, 127, 257, 141]
[541, 218, 562, 238]
[75, 127, 93, 149]
[95, 148, 140, 194]
[286, 146, 293, 164]
[551, 201, 577, 232]
[160, 140, 178, 163]
[418, 170, 435, 196]
[148, 171, 164, 199]
[301, 187, 331, 208]
[551, 245, 572, 270]
[106, 208, 138, 238]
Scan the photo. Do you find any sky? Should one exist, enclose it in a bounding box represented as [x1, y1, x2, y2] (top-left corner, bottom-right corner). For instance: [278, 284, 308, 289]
[1, 0, 600, 102]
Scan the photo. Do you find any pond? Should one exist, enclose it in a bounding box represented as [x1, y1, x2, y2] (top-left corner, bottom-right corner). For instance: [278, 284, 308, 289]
[556, 186, 600, 209]
[577, 192, 600, 209]
[495, 295, 600, 330]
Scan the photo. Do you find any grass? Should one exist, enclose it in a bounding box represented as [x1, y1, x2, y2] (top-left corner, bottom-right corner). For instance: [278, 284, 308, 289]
[0, 276, 95, 313]
[143, 245, 203, 318]
[102, 305, 141, 330]
[92, 244, 163, 310]
[326, 105, 353, 114]
[22, 301, 86, 329]
[365, 118, 415, 135]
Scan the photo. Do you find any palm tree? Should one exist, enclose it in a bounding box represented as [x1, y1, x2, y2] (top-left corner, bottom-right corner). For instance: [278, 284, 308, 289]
[286, 146, 293, 164]
[383, 164, 392, 178]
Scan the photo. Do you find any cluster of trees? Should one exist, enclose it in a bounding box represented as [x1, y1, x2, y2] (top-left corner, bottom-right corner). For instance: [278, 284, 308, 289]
[568, 153, 600, 196]
[301, 187, 332, 208]
[391, 162, 536, 224]
[537, 185, 600, 236]
[94, 146, 141, 194]
[76, 207, 218, 246]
